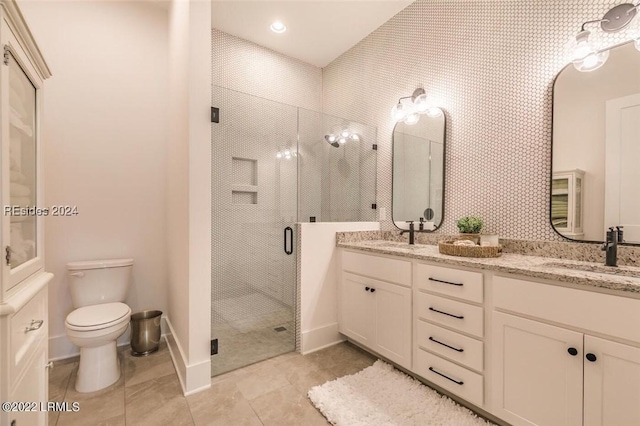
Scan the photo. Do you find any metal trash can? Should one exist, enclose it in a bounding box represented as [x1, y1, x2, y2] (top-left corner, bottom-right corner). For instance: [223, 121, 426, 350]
[130, 310, 162, 356]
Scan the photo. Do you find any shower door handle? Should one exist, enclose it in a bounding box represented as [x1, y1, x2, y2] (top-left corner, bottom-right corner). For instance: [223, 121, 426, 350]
[284, 227, 293, 255]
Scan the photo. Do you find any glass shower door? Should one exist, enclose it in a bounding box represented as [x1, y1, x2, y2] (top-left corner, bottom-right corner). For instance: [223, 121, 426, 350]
[211, 86, 297, 376]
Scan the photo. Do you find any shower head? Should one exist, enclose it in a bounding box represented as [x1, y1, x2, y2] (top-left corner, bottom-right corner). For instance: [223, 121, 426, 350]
[325, 134, 340, 148]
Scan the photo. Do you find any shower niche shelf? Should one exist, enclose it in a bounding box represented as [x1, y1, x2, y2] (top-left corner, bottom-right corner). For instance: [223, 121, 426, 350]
[232, 157, 257, 204]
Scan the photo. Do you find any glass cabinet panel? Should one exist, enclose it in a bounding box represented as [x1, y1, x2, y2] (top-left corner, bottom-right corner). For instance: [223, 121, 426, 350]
[8, 52, 37, 269]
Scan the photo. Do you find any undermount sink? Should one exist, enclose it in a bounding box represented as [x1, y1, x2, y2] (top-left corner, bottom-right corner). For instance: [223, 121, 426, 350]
[544, 262, 640, 279]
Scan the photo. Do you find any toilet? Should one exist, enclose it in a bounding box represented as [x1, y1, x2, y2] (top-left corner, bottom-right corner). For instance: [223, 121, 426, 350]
[64, 258, 133, 393]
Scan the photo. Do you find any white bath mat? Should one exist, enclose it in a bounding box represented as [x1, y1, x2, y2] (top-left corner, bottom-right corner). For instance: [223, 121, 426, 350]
[308, 360, 494, 426]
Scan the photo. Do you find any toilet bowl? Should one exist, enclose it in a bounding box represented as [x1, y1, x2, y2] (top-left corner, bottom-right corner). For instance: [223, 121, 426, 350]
[65, 302, 131, 392]
[64, 258, 133, 393]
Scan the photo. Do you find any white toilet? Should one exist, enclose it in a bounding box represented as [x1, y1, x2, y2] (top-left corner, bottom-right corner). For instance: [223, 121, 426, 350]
[64, 258, 133, 393]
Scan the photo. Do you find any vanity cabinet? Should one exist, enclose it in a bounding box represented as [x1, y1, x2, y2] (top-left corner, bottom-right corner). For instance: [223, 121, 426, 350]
[413, 263, 485, 407]
[338, 245, 640, 426]
[492, 276, 640, 426]
[340, 251, 412, 369]
[0, 2, 52, 425]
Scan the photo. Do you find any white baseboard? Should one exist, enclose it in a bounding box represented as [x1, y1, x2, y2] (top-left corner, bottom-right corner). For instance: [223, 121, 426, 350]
[164, 317, 211, 396]
[49, 316, 169, 362]
[301, 323, 345, 355]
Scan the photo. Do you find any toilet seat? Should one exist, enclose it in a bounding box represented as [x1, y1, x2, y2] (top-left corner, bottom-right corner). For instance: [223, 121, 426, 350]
[66, 302, 131, 331]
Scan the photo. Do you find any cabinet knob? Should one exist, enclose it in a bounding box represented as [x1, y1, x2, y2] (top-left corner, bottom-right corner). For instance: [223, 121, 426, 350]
[567, 347, 578, 356]
[45, 361, 54, 370]
[370, 288, 376, 293]
[365, 287, 370, 291]
[586, 353, 597, 362]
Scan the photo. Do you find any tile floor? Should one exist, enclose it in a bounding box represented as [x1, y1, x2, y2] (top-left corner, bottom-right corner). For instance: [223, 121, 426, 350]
[50, 340, 377, 426]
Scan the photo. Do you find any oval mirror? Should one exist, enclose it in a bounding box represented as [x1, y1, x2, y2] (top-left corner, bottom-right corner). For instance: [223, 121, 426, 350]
[392, 111, 445, 231]
[552, 40, 640, 245]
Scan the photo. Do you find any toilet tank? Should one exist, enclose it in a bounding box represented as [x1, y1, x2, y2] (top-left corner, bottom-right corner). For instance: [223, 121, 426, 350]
[67, 258, 134, 308]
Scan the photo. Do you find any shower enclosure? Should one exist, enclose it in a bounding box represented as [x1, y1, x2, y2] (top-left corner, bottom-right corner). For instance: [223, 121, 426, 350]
[211, 86, 376, 376]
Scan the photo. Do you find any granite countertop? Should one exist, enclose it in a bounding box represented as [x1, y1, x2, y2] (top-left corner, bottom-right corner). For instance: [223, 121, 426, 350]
[337, 240, 640, 294]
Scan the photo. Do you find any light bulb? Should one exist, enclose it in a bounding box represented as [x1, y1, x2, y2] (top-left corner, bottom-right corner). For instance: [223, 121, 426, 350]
[413, 93, 429, 113]
[404, 113, 420, 125]
[325, 134, 336, 143]
[350, 134, 360, 141]
[270, 21, 286, 33]
[276, 152, 282, 159]
[426, 107, 443, 118]
[574, 50, 609, 72]
[338, 137, 347, 144]
[340, 130, 350, 138]
[391, 102, 409, 122]
[284, 149, 291, 156]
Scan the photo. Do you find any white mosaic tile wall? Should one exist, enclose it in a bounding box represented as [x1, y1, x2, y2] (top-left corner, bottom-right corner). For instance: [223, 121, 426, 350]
[322, 0, 630, 240]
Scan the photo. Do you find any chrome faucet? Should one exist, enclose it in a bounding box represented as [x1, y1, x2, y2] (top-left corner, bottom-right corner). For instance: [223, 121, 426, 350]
[601, 226, 623, 267]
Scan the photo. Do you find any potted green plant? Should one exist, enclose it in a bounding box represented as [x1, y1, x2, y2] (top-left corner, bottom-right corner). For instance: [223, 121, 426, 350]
[456, 216, 484, 244]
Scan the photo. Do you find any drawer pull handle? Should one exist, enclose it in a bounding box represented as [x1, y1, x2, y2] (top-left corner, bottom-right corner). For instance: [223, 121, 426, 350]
[428, 277, 463, 287]
[428, 367, 464, 385]
[429, 307, 464, 319]
[25, 319, 44, 333]
[429, 336, 464, 352]
[586, 353, 597, 362]
[45, 361, 54, 370]
[365, 287, 370, 291]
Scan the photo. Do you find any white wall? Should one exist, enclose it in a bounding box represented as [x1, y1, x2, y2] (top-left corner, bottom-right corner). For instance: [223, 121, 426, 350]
[165, 0, 211, 395]
[300, 222, 379, 354]
[19, 0, 169, 360]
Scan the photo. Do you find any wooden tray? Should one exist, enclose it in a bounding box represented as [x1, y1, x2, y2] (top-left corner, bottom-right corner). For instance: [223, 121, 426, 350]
[438, 240, 502, 258]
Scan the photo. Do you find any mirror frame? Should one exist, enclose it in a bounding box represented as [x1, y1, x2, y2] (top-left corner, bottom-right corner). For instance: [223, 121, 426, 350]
[391, 112, 447, 232]
[550, 39, 640, 246]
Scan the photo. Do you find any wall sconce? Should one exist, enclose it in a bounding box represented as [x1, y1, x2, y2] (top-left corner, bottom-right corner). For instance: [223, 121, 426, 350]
[325, 129, 360, 148]
[391, 88, 442, 125]
[568, 2, 640, 72]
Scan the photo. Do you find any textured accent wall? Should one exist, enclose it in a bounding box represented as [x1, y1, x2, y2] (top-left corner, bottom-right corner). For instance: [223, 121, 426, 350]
[212, 28, 322, 111]
[322, 0, 630, 240]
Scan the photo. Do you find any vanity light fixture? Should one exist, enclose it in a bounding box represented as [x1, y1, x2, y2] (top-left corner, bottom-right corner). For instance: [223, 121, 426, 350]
[270, 21, 287, 33]
[569, 2, 640, 71]
[391, 88, 443, 124]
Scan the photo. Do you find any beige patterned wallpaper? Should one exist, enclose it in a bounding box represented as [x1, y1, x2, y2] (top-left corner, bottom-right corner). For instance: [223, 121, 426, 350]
[322, 0, 630, 240]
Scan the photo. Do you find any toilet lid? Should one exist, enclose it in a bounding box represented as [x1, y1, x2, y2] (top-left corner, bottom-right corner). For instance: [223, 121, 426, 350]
[66, 303, 130, 328]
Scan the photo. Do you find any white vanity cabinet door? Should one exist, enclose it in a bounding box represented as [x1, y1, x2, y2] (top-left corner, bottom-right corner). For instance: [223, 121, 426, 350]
[372, 279, 411, 369]
[340, 273, 375, 347]
[492, 312, 583, 426]
[9, 343, 48, 426]
[583, 336, 640, 426]
[340, 272, 412, 369]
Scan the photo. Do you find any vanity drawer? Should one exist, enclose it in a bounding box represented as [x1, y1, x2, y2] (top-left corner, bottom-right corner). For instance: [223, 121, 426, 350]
[342, 250, 411, 287]
[494, 275, 640, 343]
[415, 263, 483, 303]
[10, 286, 47, 385]
[414, 348, 484, 407]
[416, 320, 483, 372]
[415, 292, 484, 338]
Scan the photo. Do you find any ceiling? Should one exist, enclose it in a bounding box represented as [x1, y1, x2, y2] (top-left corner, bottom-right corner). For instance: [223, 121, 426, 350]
[211, 1, 413, 68]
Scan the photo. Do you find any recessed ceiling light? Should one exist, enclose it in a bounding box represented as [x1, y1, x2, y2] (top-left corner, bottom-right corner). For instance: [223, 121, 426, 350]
[270, 21, 286, 33]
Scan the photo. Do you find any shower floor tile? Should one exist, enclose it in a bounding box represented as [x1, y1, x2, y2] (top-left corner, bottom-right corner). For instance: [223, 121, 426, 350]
[211, 321, 294, 376]
[212, 291, 295, 376]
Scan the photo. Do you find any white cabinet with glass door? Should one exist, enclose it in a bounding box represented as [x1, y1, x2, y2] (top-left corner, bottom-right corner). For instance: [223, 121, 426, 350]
[0, 1, 52, 426]
[552, 169, 584, 239]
